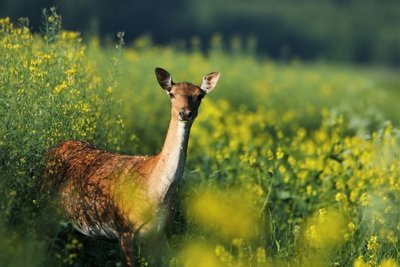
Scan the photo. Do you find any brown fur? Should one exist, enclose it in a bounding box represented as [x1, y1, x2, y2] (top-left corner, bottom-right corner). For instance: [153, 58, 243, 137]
[43, 140, 155, 237]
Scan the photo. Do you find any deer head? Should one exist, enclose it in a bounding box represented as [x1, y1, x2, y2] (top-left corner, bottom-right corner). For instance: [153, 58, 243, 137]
[155, 67, 220, 122]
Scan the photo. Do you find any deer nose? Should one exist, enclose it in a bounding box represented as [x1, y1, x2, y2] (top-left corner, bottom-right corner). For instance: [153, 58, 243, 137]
[179, 110, 192, 121]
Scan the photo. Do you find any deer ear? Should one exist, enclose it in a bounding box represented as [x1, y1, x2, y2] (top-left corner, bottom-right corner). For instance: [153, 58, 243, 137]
[200, 72, 220, 94]
[155, 67, 173, 92]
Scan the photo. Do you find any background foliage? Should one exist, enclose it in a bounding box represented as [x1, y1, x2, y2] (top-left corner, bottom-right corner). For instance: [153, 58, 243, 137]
[0, 8, 399, 267]
[0, 0, 399, 66]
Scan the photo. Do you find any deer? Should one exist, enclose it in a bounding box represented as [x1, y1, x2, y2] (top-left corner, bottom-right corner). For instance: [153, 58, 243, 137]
[42, 67, 220, 266]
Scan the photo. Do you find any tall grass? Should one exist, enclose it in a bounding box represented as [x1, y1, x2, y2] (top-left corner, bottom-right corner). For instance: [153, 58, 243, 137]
[0, 11, 399, 266]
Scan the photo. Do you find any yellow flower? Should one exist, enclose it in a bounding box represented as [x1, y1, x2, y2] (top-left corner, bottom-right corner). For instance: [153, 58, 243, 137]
[276, 147, 284, 159]
[53, 81, 68, 94]
[354, 257, 370, 267]
[348, 222, 356, 231]
[66, 68, 77, 77]
[379, 259, 399, 267]
[306, 185, 315, 196]
[335, 192, 346, 202]
[367, 235, 378, 251]
[359, 193, 369, 206]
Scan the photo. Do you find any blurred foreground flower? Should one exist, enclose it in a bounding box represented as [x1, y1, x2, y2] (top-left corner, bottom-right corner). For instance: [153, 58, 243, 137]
[353, 257, 399, 267]
[379, 259, 399, 267]
[186, 187, 260, 240]
[179, 242, 223, 267]
[304, 208, 346, 249]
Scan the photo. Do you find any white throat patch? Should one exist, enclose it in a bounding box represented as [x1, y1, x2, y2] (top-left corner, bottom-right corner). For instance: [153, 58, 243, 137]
[151, 121, 190, 201]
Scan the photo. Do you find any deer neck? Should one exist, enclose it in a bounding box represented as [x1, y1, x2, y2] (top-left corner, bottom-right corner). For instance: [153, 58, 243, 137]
[148, 117, 192, 202]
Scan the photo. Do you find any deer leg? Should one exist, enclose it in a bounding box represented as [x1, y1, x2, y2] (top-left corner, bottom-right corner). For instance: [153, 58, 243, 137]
[119, 231, 135, 267]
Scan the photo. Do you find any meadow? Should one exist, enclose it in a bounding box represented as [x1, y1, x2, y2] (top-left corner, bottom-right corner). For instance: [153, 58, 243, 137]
[0, 11, 399, 267]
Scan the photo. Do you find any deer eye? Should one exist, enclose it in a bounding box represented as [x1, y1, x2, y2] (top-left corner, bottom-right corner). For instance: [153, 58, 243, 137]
[168, 93, 175, 99]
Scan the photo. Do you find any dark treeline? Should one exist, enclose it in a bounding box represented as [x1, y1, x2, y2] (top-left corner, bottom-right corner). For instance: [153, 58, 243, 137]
[1, 0, 399, 66]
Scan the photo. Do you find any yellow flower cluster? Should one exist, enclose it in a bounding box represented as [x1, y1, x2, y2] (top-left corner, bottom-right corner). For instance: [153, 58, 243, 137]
[183, 99, 399, 266]
[0, 15, 124, 265]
